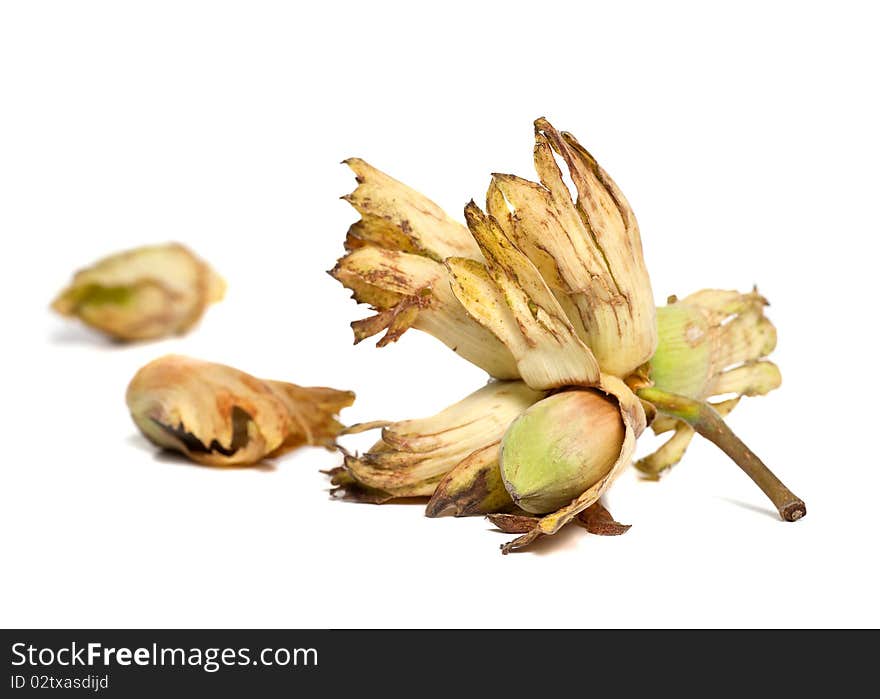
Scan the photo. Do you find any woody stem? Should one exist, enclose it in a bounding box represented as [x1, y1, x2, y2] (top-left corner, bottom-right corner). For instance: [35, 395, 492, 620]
[636, 387, 806, 522]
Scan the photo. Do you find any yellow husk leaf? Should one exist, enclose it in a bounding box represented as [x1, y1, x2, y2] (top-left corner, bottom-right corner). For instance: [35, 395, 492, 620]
[447, 202, 601, 390]
[342, 158, 482, 262]
[486, 119, 657, 377]
[330, 246, 519, 378]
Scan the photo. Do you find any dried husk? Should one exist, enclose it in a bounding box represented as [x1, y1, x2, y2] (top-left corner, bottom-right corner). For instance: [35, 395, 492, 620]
[491, 501, 631, 537]
[52, 243, 225, 341]
[330, 246, 518, 378]
[447, 203, 601, 390]
[334, 119, 658, 385]
[342, 158, 482, 262]
[486, 119, 657, 378]
[334, 159, 523, 376]
[574, 501, 632, 536]
[424, 441, 513, 517]
[127, 355, 354, 466]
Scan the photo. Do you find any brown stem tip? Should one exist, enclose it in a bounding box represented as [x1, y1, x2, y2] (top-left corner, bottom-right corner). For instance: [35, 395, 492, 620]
[781, 501, 807, 522]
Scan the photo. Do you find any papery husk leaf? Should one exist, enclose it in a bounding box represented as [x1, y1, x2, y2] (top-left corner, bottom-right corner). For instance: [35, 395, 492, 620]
[126, 355, 353, 466]
[447, 202, 601, 390]
[650, 303, 715, 398]
[342, 158, 482, 262]
[341, 381, 544, 498]
[651, 289, 781, 401]
[485, 177, 591, 341]
[499, 375, 646, 553]
[709, 361, 781, 397]
[637, 421, 695, 480]
[342, 453, 443, 500]
[677, 288, 768, 318]
[425, 441, 513, 517]
[713, 311, 777, 370]
[650, 414, 680, 435]
[52, 243, 225, 341]
[264, 381, 356, 454]
[489, 119, 657, 377]
[331, 246, 519, 378]
[326, 466, 396, 504]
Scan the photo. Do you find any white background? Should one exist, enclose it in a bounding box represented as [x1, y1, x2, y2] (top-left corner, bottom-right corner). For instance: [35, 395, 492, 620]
[1, 1, 877, 628]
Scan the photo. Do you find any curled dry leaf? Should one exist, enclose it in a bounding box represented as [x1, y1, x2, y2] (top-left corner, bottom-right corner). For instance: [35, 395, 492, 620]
[490, 501, 631, 539]
[126, 355, 354, 466]
[487, 512, 540, 534]
[325, 467, 395, 504]
[575, 502, 631, 536]
[52, 243, 225, 341]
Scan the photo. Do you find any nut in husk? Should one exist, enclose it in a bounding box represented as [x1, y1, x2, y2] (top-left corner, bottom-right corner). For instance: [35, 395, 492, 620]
[52, 243, 225, 341]
[495, 375, 646, 553]
[501, 389, 625, 514]
[127, 355, 354, 466]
